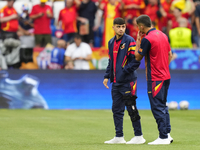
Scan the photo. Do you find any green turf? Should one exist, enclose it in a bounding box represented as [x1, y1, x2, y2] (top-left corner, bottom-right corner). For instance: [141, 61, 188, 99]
[0, 109, 199, 150]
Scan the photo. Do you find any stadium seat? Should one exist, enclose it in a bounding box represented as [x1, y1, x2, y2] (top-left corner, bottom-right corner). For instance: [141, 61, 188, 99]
[15, 0, 30, 2]
[0, 1, 32, 14]
[32, 0, 53, 7]
[53, 1, 65, 23]
[31, 0, 41, 5]
[0, 1, 7, 10]
[13, 1, 33, 14]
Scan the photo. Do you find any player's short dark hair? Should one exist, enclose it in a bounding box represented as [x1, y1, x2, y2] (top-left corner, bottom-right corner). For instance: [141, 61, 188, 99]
[113, 17, 125, 25]
[136, 15, 152, 27]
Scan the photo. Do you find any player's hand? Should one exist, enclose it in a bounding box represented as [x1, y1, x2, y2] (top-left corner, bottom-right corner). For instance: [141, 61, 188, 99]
[103, 78, 109, 89]
[136, 31, 141, 42]
[137, 31, 144, 42]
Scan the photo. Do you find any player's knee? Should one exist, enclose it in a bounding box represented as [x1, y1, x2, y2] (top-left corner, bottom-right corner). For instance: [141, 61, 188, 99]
[128, 110, 140, 122]
[123, 95, 140, 122]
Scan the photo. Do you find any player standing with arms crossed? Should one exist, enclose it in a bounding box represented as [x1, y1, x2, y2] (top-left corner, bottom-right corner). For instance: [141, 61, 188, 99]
[103, 17, 146, 144]
[135, 15, 173, 145]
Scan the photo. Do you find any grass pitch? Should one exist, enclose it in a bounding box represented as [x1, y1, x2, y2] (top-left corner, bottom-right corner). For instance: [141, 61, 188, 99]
[0, 109, 199, 150]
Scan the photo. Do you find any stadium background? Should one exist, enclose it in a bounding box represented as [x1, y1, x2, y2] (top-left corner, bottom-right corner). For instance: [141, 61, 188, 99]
[0, 0, 200, 110]
[5, 69, 200, 109]
[0, 1, 199, 149]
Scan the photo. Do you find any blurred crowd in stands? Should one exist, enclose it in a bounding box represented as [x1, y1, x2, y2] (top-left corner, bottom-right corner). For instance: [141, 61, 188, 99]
[0, 0, 200, 70]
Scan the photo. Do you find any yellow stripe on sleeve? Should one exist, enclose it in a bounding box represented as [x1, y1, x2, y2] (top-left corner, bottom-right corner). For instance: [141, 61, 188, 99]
[128, 46, 136, 51]
[122, 59, 127, 67]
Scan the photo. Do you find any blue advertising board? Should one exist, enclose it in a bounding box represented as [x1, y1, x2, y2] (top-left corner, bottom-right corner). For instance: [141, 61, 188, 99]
[170, 49, 200, 70]
[0, 70, 199, 109]
[139, 49, 200, 70]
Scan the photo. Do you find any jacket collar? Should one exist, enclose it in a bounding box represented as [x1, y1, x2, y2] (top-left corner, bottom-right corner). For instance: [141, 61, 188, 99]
[114, 34, 124, 42]
[110, 33, 128, 54]
[146, 28, 156, 35]
[120, 33, 127, 45]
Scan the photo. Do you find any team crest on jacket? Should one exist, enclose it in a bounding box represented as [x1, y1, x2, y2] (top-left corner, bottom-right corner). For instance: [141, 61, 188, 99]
[120, 43, 126, 49]
[139, 48, 143, 52]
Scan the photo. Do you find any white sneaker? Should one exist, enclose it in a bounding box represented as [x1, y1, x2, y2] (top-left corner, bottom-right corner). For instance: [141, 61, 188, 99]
[126, 135, 146, 144]
[148, 137, 170, 145]
[168, 133, 173, 143]
[104, 137, 126, 144]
